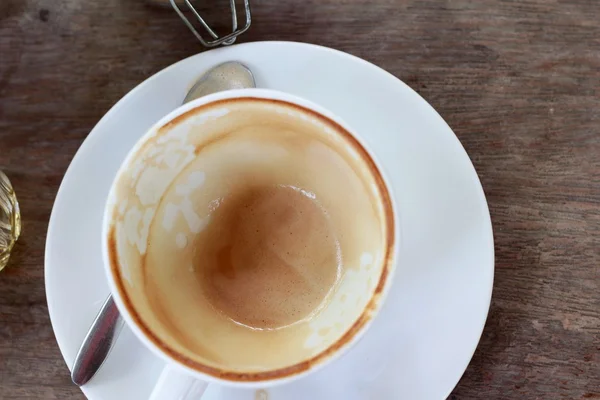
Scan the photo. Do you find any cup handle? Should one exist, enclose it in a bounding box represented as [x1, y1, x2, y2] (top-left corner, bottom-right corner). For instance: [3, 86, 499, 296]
[149, 364, 208, 400]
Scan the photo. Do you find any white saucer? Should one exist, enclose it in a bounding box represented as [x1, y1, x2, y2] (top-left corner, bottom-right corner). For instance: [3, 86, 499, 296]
[45, 41, 494, 400]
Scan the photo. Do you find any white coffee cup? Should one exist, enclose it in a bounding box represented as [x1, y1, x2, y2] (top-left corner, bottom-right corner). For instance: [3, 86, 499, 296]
[102, 89, 399, 398]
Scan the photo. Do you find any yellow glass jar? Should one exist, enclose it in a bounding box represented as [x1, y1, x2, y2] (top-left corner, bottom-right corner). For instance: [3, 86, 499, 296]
[0, 170, 20, 271]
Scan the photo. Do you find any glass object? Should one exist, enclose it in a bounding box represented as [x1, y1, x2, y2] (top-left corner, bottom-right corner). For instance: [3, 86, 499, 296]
[0, 170, 20, 271]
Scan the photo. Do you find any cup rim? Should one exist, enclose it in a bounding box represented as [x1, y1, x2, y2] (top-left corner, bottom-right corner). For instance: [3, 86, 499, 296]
[102, 88, 400, 386]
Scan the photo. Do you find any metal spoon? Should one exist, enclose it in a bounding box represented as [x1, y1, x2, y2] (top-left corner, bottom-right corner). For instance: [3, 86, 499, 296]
[71, 61, 256, 386]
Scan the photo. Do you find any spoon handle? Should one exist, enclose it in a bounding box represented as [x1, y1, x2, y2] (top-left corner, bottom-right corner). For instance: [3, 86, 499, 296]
[71, 295, 125, 386]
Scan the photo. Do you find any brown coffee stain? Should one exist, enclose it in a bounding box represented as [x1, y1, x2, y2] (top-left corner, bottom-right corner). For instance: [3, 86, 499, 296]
[193, 130, 233, 156]
[216, 245, 236, 279]
[197, 184, 340, 330]
[106, 97, 396, 383]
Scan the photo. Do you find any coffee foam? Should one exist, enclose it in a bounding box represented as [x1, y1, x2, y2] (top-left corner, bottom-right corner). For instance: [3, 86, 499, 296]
[108, 97, 394, 378]
[197, 184, 341, 330]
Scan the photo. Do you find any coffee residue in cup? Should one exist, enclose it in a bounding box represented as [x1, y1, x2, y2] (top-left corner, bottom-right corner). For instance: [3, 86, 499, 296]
[197, 184, 341, 330]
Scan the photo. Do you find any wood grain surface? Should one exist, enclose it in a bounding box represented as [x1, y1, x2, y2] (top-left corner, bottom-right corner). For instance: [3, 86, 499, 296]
[1, 0, 599, 399]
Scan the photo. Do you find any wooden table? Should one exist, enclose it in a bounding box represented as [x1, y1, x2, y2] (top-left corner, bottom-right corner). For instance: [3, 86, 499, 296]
[1, 0, 598, 398]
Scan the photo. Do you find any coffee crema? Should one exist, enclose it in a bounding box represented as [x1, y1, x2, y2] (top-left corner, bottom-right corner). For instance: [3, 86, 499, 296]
[108, 97, 394, 378]
[198, 184, 341, 330]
